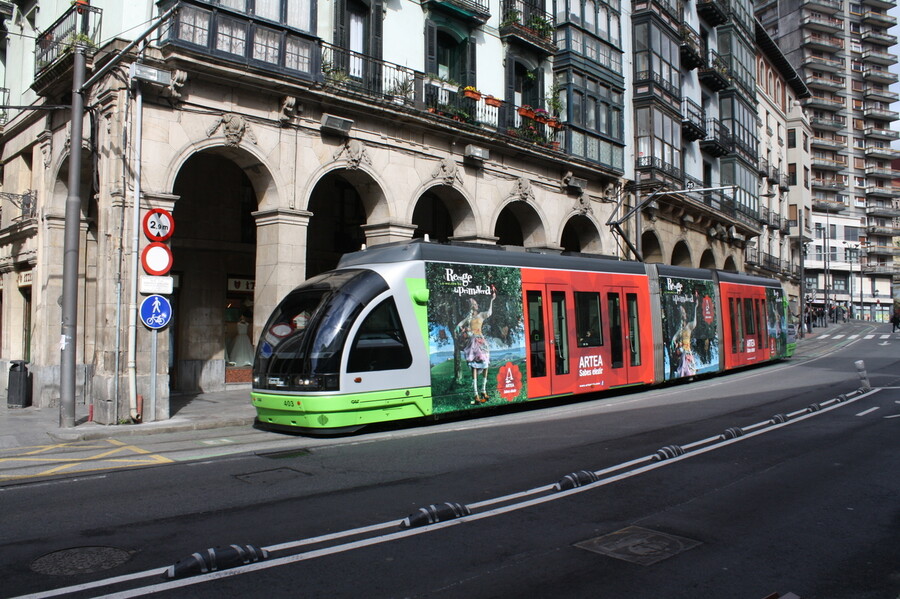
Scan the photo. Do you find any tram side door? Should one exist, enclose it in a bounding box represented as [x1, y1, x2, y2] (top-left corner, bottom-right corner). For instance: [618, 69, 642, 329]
[524, 284, 577, 396]
[605, 287, 644, 387]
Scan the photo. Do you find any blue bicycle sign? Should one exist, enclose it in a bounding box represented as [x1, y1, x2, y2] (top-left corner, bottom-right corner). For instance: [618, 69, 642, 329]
[140, 294, 172, 330]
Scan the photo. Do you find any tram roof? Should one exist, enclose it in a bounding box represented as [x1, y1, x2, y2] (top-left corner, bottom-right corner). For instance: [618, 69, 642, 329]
[338, 239, 647, 275]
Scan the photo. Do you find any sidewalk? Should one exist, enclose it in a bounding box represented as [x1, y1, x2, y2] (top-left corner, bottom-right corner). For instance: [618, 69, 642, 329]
[0, 386, 256, 449]
[0, 319, 877, 449]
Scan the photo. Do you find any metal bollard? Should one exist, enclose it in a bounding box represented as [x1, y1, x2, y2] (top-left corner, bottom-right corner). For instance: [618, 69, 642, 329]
[854, 360, 871, 391]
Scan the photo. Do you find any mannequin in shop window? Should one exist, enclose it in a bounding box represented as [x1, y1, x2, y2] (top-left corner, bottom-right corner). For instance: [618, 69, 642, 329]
[228, 312, 255, 367]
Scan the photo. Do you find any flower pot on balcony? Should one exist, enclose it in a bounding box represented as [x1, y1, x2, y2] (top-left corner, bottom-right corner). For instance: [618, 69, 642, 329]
[517, 106, 535, 119]
[548, 118, 563, 129]
[484, 96, 502, 107]
[546, 141, 561, 151]
[463, 89, 481, 100]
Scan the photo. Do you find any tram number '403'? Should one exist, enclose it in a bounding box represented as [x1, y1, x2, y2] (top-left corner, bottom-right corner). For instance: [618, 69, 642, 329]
[283, 400, 296, 407]
[579, 354, 604, 377]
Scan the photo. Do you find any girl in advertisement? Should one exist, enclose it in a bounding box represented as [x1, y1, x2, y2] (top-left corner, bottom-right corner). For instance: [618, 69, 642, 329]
[456, 289, 496, 403]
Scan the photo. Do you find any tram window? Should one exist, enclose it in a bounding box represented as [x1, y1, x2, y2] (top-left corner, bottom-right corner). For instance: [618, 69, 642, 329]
[729, 297, 742, 353]
[627, 293, 641, 367]
[347, 298, 412, 372]
[743, 298, 756, 336]
[526, 290, 546, 377]
[575, 292, 603, 347]
[758, 299, 768, 349]
[607, 293, 623, 369]
[551, 291, 569, 375]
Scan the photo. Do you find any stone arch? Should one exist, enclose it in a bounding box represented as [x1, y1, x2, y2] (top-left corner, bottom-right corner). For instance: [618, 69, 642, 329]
[640, 229, 664, 264]
[699, 248, 717, 270]
[722, 254, 740, 272]
[410, 183, 477, 242]
[494, 198, 548, 247]
[164, 140, 282, 212]
[560, 213, 604, 253]
[671, 240, 692, 267]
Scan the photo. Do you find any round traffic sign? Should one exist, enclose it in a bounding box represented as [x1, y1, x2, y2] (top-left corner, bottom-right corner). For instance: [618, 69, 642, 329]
[141, 242, 173, 276]
[142, 208, 175, 242]
[140, 294, 172, 329]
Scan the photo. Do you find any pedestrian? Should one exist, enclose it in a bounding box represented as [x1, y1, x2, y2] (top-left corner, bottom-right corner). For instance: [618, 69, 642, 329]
[891, 309, 900, 333]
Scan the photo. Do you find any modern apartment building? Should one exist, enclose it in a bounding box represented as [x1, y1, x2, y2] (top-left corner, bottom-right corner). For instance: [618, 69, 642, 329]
[756, 0, 899, 322]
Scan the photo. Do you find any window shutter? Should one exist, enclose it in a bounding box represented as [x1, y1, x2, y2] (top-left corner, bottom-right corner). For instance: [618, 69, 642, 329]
[501, 55, 517, 129]
[370, 0, 383, 59]
[334, 0, 347, 47]
[465, 36, 477, 88]
[425, 20, 437, 76]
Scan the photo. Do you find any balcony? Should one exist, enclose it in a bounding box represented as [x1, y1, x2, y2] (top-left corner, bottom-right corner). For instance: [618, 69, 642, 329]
[861, 49, 897, 66]
[800, 54, 844, 72]
[865, 165, 900, 178]
[500, 0, 556, 54]
[801, 0, 843, 13]
[862, 10, 897, 27]
[866, 224, 900, 236]
[811, 157, 847, 171]
[864, 86, 899, 103]
[811, 177, 847, 190]
[810, 136, 845, 151]
[681, 98, 706, 141]
[802, 33, 844, 52]
[801, 12, 844, 33]
[863, 67, 899, 84]
[32, 2, 102, 94]
[866, 203, 900, 218]
[864, 146, 900, 160]
[696, 0, 729, 26]
[700, 118, 731, 156]
[861, 29, 897, 46]
[864, 126, 899, 141]
[423, 0, 491, 23]
[812, 198, 847, 212]
[679, 24, 704, 71]
[698, 51, 730, 92]
[861, 0, 895, 9]
[810, 116, 845, 131]
[865, 244, 900, 257]
[864, 184, 898, 197]
[806, 75, 845, 91]
[863, 106, 899, 121]
[803, 95, 844, 111]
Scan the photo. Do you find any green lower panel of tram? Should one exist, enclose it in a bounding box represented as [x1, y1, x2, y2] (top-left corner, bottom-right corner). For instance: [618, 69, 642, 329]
[251, 387, 433, 430]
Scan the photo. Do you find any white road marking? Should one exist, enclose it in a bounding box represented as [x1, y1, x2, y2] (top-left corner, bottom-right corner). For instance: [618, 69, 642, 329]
[856, 407, 879, 416]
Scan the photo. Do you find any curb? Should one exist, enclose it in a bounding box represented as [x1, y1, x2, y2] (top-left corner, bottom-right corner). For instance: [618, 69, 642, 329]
[47, 416, 257, 442]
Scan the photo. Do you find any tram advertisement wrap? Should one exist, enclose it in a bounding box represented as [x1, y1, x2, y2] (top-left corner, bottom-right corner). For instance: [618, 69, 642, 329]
[766, 286, 788, 357]
[425, 262, 527, 413]
[659, 275, 720, 381]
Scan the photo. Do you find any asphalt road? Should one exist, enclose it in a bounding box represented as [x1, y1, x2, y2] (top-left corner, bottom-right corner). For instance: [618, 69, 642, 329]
[1, 324, 898, 599]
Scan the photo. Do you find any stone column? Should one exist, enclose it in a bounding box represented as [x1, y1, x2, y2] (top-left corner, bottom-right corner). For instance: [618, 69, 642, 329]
[253, 208, 312, 341]
[360, 221, 418, 246]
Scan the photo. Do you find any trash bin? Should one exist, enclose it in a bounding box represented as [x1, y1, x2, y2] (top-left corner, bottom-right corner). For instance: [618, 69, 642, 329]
[8, 360, 32, 408]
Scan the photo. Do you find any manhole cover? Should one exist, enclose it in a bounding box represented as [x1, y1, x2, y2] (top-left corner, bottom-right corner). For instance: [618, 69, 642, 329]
[574, 525, 701, 566]
[31, 546, 132, 576]
[235, 467, 311, 484]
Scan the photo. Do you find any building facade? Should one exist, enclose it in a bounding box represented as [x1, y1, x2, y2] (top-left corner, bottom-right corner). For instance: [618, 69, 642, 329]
[756, 0, 899, 322]
[0, 0, 806, 422]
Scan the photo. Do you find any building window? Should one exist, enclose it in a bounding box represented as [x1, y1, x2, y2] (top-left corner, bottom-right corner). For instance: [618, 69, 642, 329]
[636, 105, 681, 174]
[787, 128, 796, 148]
[633, 21, 679, 95]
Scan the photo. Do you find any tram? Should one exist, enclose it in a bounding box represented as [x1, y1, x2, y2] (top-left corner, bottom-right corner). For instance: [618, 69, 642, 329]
[251, 240, 792, 433]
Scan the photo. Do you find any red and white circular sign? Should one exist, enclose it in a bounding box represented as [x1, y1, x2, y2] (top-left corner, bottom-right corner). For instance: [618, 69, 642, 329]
[141, 242, 173, 276]
[142, 208, 175, 242]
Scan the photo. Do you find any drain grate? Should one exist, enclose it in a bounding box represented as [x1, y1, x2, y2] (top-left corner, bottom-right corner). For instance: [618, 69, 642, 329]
[574, 525, 701, 566]
[31, 546, 132, 576]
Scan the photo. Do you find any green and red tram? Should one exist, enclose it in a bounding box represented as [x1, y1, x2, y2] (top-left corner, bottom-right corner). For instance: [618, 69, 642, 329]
[251, 240, 792, 433]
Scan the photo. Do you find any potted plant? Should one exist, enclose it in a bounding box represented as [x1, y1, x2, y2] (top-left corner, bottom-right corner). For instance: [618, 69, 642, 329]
[533, 107, 550, 123]
[484, 95, 502, 107]
[462, 86, 481, 100]
[517, 104, 535, 119]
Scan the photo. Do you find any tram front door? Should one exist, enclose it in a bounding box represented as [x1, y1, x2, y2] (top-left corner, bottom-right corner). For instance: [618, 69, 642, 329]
[524, 284, 576, 397]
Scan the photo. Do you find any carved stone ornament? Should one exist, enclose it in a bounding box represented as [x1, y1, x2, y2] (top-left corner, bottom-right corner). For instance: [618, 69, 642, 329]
[510, 177, 535, 203]
[207, 113, 257, 147]
[279, 96, 300, 124]
[164, 69, 188, 100]
[332, 139, 372, 169]
[38, 130, 52, 168]
[431, 157, 463, 186]
[575, 193, 593, 215]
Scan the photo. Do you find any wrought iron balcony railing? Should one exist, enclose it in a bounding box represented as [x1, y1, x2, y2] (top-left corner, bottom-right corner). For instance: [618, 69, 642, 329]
[34, 2, 102, 75]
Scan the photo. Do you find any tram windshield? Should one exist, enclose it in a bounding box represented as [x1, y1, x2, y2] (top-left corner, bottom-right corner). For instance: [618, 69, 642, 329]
[253, 269, 389, 391]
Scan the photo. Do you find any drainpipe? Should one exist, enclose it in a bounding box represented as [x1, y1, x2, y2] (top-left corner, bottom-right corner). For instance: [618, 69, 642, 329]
[127, 79, 143, 421]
